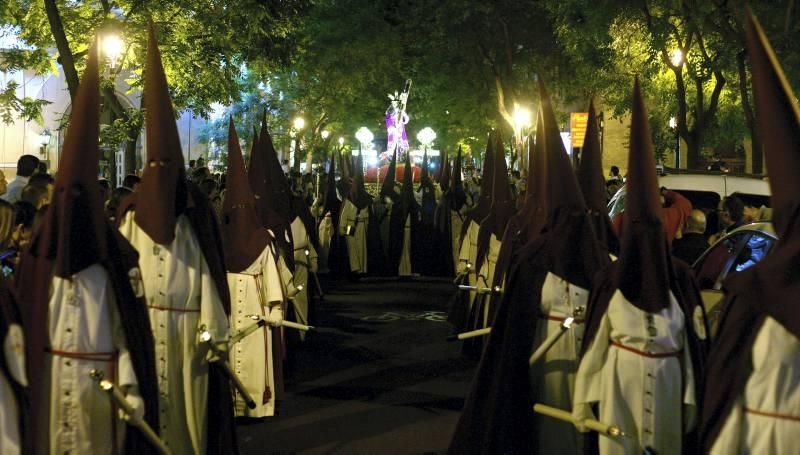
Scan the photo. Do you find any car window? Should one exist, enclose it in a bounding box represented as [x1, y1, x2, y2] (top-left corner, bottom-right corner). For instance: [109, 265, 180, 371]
[731, 192, 770, 210]
[731, 233, 774, 273]
[694, 232, 749, 291]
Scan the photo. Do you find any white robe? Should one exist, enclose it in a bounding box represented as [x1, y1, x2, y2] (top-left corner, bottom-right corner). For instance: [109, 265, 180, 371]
[227, 245, 284, 418]
[457, 220, 480, 311]
[317, 212, 334, 274]
[45, 264, 137, 455]
[711, 316, 800, 454]
[573, 290, 695, 455]
[119, 213, 230, 455]
[449, 210, 464, 276]
[291, 216, 318, 340]
[530, 272, 589, 454]
[338, 200, 368, 274]
[475, 234, 501, 327]
[1, 321, 26, 455]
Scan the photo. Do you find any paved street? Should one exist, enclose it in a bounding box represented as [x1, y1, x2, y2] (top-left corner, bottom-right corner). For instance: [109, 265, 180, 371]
[237, 278, 477, 454]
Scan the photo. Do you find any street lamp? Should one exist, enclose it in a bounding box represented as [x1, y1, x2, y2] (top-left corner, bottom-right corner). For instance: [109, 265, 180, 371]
[355, 127, 373, 150]
[512, 104, 532, 171]
[101, 33, 124, 69]
[338, 136, 345, 147]
[669, 116, 680, 169]
[321, 129, 330, 140]
[416, 127, 436, 148]
[39, 129, 52, 162]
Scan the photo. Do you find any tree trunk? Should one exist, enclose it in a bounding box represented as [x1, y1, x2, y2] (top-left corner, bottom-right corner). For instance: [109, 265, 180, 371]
[737, 51, 762, 174]
[44, 0, 80, 100]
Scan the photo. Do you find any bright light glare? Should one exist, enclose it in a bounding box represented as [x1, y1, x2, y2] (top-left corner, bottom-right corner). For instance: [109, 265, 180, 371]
[355, 127, 374, 145]
[102, 34, 124, 67]
[669, 116, 677, 129]
[321, 130, 330, 140]
[417, 127, 436, 146]
[670, 49, 683, 67]
[513, 106, 532, 130]
[293, 117, 305, 130]
[368, 156, 378, 166]
[338, 137, 345, 146]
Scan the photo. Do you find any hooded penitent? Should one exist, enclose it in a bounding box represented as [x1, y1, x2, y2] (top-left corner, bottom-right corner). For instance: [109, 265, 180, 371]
[17, 41, 158, 454]
[475, 133, 515, 273]
[449, 79, 612, 454]
[577, 100, 619, 255]
[380, 146, 399, 201]
[439, 148, 451, 193]
[433, 146, 464, 277]
[134, 25, 189, 246]
[388, 151, 422, 273]
[462, 134, 496, 236]
[419, 147, 437, 225]
[222, 118, 270, 273]
[351, 152, 373, 210]
[701, 8, 800, 452]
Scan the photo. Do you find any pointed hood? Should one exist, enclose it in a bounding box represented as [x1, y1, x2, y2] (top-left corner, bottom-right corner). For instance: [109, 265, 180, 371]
[616, 77, 671, 312]
[744, 8, 800, 241]
[420, 147, 431, 185]
[249, 126, 259, 165]
[453, 146, 463, 188]
[439, 148, 451, 192]
[578, 100, 619, 253]
[475, 133, 516, 271]
[249, 115, 286, 229]
[465, 133, 496, 225]
[33, 40, 106, 276]
[322, 148, 340, 215]
[136, 21, 188, 245]
[380, 146, 399, 199]
[222, 118, 269, 272]
[539, 79, 586, 214]
[351, 151, 372, 209]
[261, 116, 294, 220]
[401, 150, 416, 203]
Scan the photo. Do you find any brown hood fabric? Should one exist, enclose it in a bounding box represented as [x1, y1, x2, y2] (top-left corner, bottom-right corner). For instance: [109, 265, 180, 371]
[135, 22, 189, 245]
[439, 148, 451, 192]
[464, 134, 496, 227]
[261, 118, 294, 221]
[380, 146, 399, 199]
[250, 126, 259, 166]
[18, 43, 160, 454]
[222, 118, 270, 272]
[577, 101, 619, 254]
[388, 151, 422, 273]
[351, 152, 372, 210]
[476, 133, 515, 272]
[322, 150, 340, 215]
[33, 41, 106, 277]
[701, 8, 800, 451]
[614, 77, 672, 312]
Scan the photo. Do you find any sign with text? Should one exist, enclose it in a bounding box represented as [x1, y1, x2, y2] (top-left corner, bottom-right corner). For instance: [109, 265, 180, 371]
[570, 112, 589, 148]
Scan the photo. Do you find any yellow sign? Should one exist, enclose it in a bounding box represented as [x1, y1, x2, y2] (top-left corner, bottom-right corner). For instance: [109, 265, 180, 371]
[570, 112, 589, 148]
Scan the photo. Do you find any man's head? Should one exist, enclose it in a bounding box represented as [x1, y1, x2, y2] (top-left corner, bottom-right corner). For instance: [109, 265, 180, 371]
[196, 157, 205, 168]
[610, 165, 620, 177]
[191, 166, 210, 184]
[21, 184, 49, 209]
[719, 196, 745, 228]
[27, 173, 54, 205]
[16, 155, 40, 178]
[685, 209, 707, 234]
[36, 161, 48, 175]
[199, 178, 219, 199]
[122, 174, 141, 191]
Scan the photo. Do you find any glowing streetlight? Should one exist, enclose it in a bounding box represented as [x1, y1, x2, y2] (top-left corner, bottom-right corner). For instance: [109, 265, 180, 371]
[669, 116, 680, 168]
[338, 136, 345, 147]
[101, 33, 124, 69]
[355, 127, 373, 148]
[668, 116, 677, 129]
[293, 116, 306, 131]
[321, 129, 330, 140]
[512, 106, 532, 132]
[416, 127, 436, 147]
[670, 49, 683, 67]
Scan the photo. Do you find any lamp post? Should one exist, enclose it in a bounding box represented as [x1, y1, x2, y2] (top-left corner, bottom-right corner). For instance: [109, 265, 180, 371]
[669, 116, 680, 169]
[417, 127, 436, 180]
[292, 116, 305, 173]
[39, 130, 52, 163]
[355, 127, 373, 184]
[512, 105, 532, 172]
[101, 33, 124, 70]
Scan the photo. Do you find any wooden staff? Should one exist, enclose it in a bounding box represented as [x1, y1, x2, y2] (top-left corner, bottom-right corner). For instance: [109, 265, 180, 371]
[199, 326, 256, 409]
[533, 403, 626, 438]
[447, 326, 491, 342]
[89, 369, 172, 455]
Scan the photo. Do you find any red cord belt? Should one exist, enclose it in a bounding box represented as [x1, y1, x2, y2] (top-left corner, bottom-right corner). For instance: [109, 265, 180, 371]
[610, 341, 682, 358]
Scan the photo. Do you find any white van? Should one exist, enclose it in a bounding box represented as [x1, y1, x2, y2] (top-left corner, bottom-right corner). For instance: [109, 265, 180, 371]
[607, 173, 771, 234]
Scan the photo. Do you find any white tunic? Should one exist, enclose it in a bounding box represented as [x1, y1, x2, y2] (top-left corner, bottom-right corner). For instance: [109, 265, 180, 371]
[449, 210, 464, 276]
[45, 264, 137, 455]
[457, 221, 480, 311]
[317, 212, 334, 274]
[338, 200, 368, 273]
[291, 217, 317, 340]
[227, 245, 284, 418]
[475, 234, 501, 327]
[711, 316, 800, 454]
[119, 213, 230, 455]
[1, 322, 26, 455]
[573, 290, 695, 455]
[530, 272, 590, 454]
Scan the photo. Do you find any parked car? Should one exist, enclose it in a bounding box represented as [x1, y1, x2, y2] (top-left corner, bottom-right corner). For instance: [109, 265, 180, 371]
[607, 173, 771, 236]
[691, 221, 777, 335]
